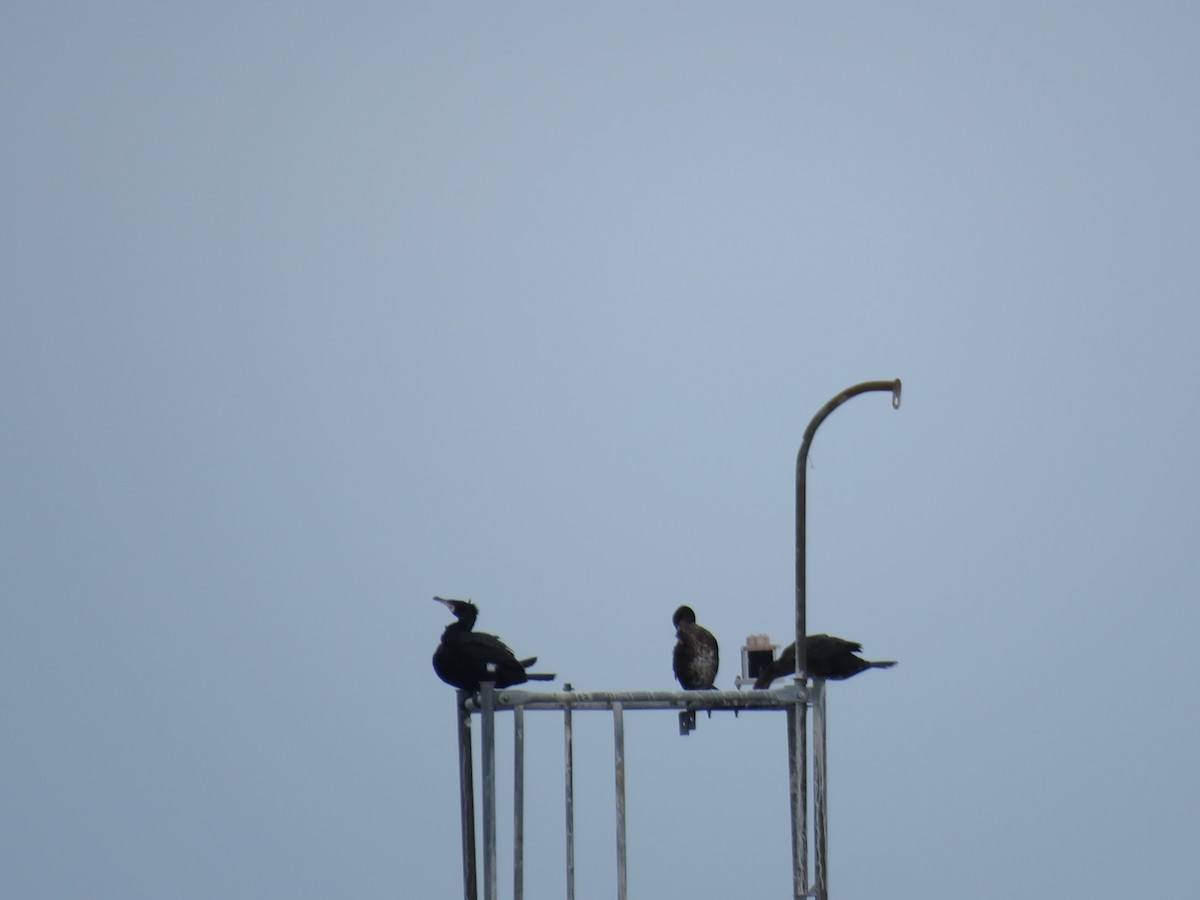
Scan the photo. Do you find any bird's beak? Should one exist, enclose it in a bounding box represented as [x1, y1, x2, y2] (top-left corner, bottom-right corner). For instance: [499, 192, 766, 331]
[433, 596, 452, 609]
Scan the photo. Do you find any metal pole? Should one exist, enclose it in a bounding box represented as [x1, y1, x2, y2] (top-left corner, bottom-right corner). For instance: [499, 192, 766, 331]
[787, 703, 807, 900]
[480, 680, 497, 900]
[613, 703, 627, 900]
[456, 691, 478, 900]
[813, 678, 828, 900]
[513, 705, 525, 900]
[564, 692, 575, 900]
[795, 378, 900, 900]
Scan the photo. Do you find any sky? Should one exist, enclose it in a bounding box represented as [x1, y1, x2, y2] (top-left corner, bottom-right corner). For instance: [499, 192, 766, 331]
[3, 3, 1199, 898]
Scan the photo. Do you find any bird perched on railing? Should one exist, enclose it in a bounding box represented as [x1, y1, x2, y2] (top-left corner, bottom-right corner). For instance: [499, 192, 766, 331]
[753, 634, 895, 688]
[432, 596, 555, 691]
[672, 605, 719, 690]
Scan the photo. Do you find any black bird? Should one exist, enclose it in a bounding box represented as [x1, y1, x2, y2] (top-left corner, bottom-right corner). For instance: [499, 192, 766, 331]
[672, 605, 719, 690]
[432, 596, 555, 691]
[754, 634, 896, 688]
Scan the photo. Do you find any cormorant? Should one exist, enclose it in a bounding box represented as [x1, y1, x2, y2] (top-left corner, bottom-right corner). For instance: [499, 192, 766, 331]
[432, 596, 555, 691]
[753, 634, 896, 688]
[672, 605, 719, 690]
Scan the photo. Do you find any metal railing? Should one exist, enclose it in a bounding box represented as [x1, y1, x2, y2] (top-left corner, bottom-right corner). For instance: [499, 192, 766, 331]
[455, 683, 811, 900]
[449, 379, 901, 900]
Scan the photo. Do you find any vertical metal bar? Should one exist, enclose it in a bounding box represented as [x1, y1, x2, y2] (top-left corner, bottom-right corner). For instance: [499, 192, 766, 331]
[795, 391, 812, 900]
[564, 700, 575, 900]
[513, 705, 525, 900]
[613, 703, 627, 900]
[456, 692, 478, 900]
[813, 678, 828, 900]
[480, 680, 497, 900]
[787, 702, 808, 900]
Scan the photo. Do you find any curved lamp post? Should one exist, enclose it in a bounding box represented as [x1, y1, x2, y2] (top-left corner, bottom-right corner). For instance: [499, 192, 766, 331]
[790, 378, 901, 900]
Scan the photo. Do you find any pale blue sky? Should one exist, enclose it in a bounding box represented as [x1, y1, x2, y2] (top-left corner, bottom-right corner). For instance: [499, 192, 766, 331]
[3, 4, 1199, 898]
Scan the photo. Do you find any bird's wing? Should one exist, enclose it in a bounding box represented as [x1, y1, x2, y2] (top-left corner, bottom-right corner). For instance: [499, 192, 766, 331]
[692, 626, 719, 668]
[461, 631, 520, 665]
[807, 633, 863, 654]
[672, 636, 686, 677]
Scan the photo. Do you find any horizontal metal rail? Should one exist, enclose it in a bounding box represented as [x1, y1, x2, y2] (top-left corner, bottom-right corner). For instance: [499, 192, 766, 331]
[463, 685, 808, 713]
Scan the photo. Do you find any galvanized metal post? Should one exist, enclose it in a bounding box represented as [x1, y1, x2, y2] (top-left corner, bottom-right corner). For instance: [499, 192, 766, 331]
[480, 680, 497, 900]
[456, 692, 478, 900]
[613, 703, 628, 900]
[795, 378, 901, 900]
[813, 678, 828, 900]
[787, 702, 808, 900]
[564, 693, 575, 900]
[513, 705, 525, 900]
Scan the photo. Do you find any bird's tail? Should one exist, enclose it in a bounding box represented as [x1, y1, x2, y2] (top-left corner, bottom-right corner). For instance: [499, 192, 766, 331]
[870, 660, 898, 669]
[517, 657, 555, 681]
